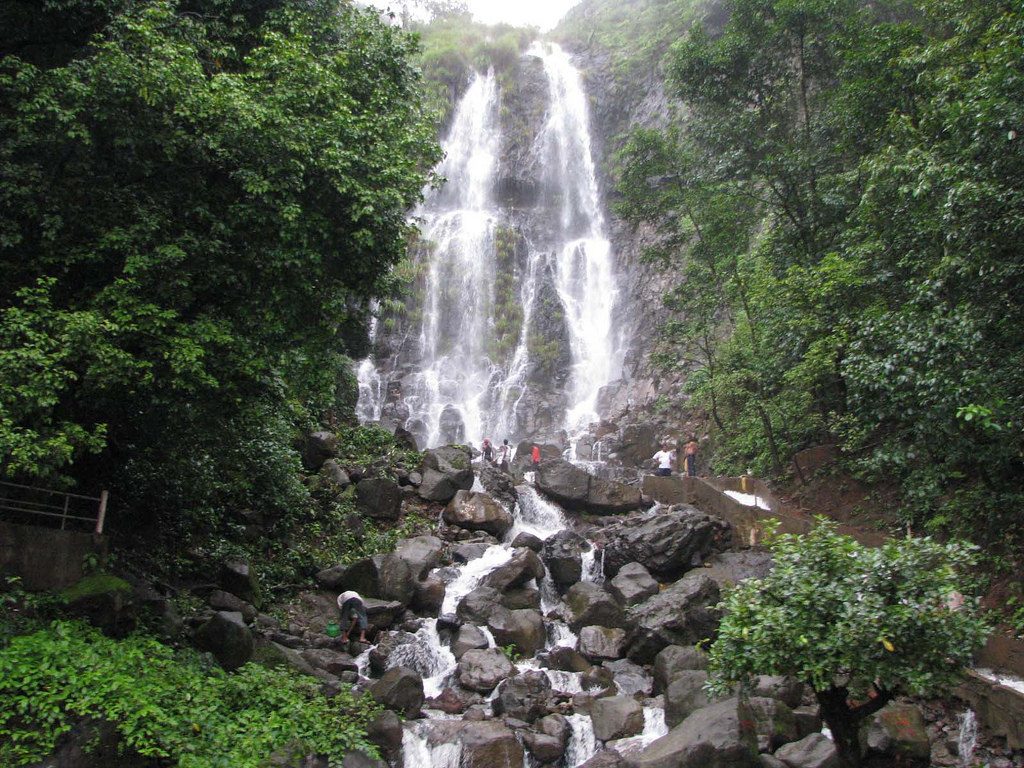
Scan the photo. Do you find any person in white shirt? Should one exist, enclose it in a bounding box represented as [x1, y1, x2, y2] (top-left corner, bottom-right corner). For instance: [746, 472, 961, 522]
[652, 443, 675, 476]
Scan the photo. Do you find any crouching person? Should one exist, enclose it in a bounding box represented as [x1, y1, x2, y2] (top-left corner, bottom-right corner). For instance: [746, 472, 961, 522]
[337, 590, 368, 643]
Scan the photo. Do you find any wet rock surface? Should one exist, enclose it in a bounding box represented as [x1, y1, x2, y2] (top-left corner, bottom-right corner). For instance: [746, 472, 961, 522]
[602, 507, 731, 580]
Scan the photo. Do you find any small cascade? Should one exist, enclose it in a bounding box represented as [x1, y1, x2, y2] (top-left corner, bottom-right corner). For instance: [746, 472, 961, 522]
[957, 708, 977, 768]
[565, 714, 599, 766]
[512, 484, 568, 540]
[440, 544, 512, 615]
[611, 707, 669, 756]
[385, 619, 457, 698]
[580, 545, 605, 584]
[402, 722, 462, 768]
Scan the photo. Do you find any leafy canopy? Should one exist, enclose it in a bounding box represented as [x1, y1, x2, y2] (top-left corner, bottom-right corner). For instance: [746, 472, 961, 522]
[708, 520, 990, 701]
[0, 0, 441, 535]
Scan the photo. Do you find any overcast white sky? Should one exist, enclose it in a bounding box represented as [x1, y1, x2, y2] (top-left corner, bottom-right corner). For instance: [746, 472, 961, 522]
[367, 0, 584, 31]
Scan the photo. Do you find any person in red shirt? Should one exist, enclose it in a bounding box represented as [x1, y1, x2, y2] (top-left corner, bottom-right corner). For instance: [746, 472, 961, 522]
[531, 444, 541, 468]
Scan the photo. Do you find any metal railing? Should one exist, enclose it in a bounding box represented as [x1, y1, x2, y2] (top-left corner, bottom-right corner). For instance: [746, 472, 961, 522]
[0, 481, 108, 534]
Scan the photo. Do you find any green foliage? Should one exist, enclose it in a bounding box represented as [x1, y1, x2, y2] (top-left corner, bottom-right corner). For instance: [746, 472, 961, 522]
[0, 0, 441, 551]
[489, 227, 525, 363]
[708, 520, 989, 765]
[334, 424, 422, 472]
[0, 577, 62, 646]
[554, 0, 706, 80]
[499, 643, 523, 663]
[413, 16, 536, 124]
[617, 0, 1024, 557]
[0, 621, 380, 767]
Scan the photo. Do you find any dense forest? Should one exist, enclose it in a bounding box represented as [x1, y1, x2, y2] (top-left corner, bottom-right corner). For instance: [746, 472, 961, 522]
[1, 0, 1022, 765]
[605, 0, 1024, 557]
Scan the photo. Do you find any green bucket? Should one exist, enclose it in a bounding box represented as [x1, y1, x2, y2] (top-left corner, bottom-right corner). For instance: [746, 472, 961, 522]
[325, 622, 341, 638]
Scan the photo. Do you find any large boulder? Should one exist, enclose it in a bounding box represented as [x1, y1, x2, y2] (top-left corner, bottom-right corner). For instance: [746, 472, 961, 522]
[523, 714, 571, 763]
[492, 670, 553, 722]
[418, 445, 474, 502]
[604, 658, 653, 696]
[207, 589, 257, 624]
[456, 585, 503, 624]
[665, 670, 716, 727]
[219, 560, 259, 604]
[479, 462, 518, 509]
[608, 562, 660, 606]
[355, 477, 402, 521]
[414, 720, 523, 768]
[452, 624, 490, 660]
[591, 696, 645, 742]
[626, 573, 721, 663]
[541, 530, 588, 592]
[443, 490, 514, 537]
[487, 608, 546, 657]
[773, 734, 839, 768]
[301, 648, 360, 677]
[752, 676, 805, 709]
[578, 626, 628, 661]
[412, 575, 446, 616]
[602, 507, 731, 580]
[747, 697, 799, 752]
[394, 535, 444, 579]
[458, 647, 516, 693]
[369, 666, 424, 717]
[194, 611, 254, 671]
[653, 645, 709, 694]
[501, 586, 541, 610]
[702, 551, 774, 590]
[342, 554, 415, 606]
[482, 547, 545, 591]
[566, 582, 626, 633]
[302, 431, 337, 470]
[859, 703, 930, 764]
[535, 459, 646, 514]
[627, 698, 759, 768]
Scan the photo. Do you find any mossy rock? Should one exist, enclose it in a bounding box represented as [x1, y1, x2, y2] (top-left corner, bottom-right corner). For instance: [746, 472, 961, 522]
[61, 573, 133, 603]
[62, 573, 136, 637]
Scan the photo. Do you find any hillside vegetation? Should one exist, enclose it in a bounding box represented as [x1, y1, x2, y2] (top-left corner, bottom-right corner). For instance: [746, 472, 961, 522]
[608, 0, 1023, 563]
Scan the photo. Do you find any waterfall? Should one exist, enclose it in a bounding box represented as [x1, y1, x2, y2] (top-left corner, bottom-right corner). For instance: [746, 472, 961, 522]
[957, 708, 977, 768]
[356, 43, 621, 449]
[530, 42, 620, 434]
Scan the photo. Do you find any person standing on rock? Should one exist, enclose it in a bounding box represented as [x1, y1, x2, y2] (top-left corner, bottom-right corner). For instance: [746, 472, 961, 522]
[652, 443, 675, 476]
[482, 437, 494, 464]
[337, 590, 368, 643]
[497, 439, 511, 472]
[684, 436, 699, 477]
[531, 444, 541, 468]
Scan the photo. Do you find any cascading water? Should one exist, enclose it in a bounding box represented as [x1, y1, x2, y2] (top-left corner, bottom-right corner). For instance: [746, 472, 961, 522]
[357, 43, 621, 450]
[530, 42, 621, 435]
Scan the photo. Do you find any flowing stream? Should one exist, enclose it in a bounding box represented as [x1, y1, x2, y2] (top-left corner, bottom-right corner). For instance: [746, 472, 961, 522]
[386, 470, 666, 766]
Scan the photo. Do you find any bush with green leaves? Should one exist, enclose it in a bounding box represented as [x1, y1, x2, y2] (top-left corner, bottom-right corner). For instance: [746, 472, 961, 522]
[0, 621, 380, 767]
[707, 520, 990, 768]
[0, 0, 441, 534]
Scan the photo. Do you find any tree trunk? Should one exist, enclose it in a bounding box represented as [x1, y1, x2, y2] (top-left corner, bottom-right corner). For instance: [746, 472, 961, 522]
[816, 688, 864, 768]
[815, 685, 894, 768]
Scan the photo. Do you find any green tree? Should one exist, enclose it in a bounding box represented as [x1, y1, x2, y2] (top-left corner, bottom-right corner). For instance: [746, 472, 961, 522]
[0, 1, 441, 529]
[708, 521, 990, 768]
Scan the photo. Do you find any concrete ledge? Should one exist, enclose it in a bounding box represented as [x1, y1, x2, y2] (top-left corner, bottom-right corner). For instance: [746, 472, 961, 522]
[0, 521, 106, 590]
[641, 475, 809, 547]
[957, 669, 1024, 749]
